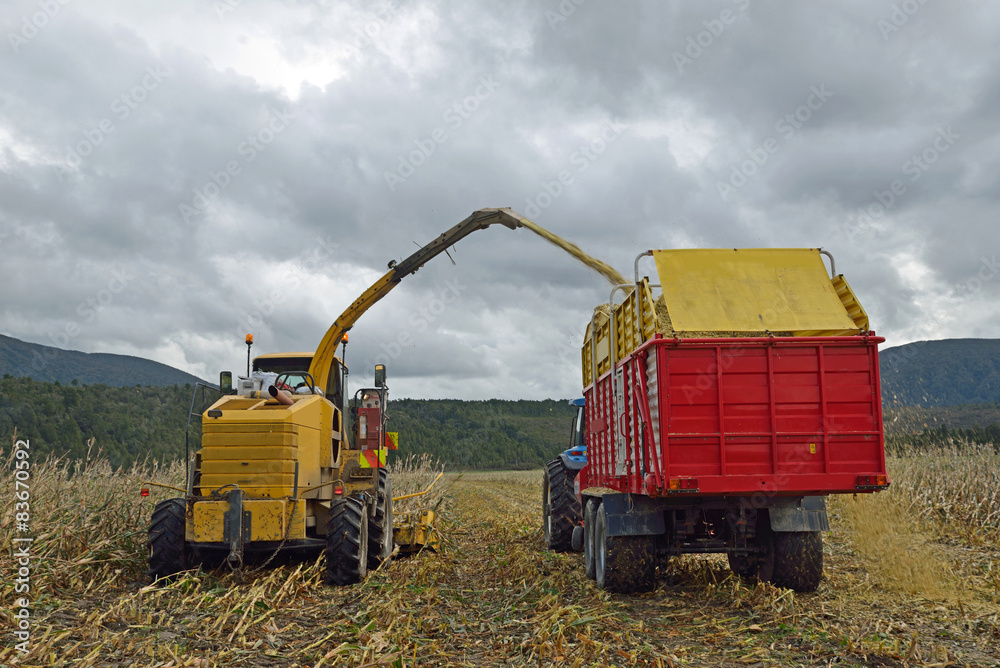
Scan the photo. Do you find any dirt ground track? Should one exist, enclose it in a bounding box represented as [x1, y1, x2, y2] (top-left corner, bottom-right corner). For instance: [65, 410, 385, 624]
[2, 469, 999, 667]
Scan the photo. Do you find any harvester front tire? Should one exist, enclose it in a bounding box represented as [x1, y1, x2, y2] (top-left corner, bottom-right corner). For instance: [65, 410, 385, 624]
[543, 459, 581, 552]
[326, 497, 369, 586]
[584, 497, 599, 580]
[147, 498, 188, 581]
[594, 503, 656, 594]
[367, 469, 394, 570]
[770, 531, 823, 592]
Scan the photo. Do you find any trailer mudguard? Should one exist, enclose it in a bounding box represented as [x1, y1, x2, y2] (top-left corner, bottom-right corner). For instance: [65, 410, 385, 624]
[597, 494, 665, 537]
[768, 496, 830, 532]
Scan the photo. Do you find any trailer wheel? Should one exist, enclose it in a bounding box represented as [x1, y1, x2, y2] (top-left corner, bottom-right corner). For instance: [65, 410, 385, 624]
[147, 498, 188, 581]
[594, 503, 655, 593]
[542, 459, 582, 552]
[727, 552, 755, 579]
[584, 498, 599, 580]
[326, 497, 369, 586]
[771, 531, 823, 592]
[367, 469, 394, 570]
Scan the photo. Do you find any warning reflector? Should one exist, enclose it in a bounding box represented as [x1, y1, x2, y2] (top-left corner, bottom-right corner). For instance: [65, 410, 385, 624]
[359, 449, 387, 468]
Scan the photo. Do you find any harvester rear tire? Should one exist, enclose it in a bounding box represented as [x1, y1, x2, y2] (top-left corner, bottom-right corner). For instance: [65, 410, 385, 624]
[326, 497, 369, 586]
[770, 531, 823, 592]
[584, 497, 599, 580]
[367, 469, 394, 570]
[147, 498, 188, 581]
[594, 503, 656, 594]
[543, 459, 582, 552]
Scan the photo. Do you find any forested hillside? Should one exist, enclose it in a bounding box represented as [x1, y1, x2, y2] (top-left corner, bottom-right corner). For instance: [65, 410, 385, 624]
[0, 376, 199, 465]
[0, 376, 575, 469]
[880, 338, 1000, 406]
[0, 334, 205, 387]
[388, 398, 575, 469]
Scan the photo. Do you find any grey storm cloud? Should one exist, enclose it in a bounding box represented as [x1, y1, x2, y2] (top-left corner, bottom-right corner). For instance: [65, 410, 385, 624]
[1, 0, 998, 400]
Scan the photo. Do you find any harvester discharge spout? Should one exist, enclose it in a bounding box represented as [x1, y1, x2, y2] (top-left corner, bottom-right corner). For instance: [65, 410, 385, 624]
[308, 208, 527, 391]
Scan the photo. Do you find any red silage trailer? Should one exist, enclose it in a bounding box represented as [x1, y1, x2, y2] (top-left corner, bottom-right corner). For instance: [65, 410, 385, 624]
[542, 249, 890, 593]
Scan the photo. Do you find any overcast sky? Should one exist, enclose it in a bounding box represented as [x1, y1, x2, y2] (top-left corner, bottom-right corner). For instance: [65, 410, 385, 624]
[1, 0, 998, 400]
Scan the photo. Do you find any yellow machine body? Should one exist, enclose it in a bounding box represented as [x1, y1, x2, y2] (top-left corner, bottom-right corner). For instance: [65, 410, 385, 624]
[186, 354, 385, 548]
[393, 510, 441, 554]
[149, 208, 532, 580]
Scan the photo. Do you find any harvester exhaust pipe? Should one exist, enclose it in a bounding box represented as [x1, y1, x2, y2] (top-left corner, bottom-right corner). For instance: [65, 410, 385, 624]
[268, 385, 295, 406]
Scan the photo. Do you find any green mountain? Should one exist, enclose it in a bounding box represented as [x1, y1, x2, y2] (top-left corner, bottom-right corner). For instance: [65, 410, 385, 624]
[388, 398, 576, 469]
[0, 376, 202, 465]
[880, 338, 1000, 407]
[0, 333, 205, 387]
[0, 375, 575, 470]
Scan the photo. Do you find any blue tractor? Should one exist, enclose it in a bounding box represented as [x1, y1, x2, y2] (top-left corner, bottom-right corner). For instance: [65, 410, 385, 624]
[542, 398, 587, 552]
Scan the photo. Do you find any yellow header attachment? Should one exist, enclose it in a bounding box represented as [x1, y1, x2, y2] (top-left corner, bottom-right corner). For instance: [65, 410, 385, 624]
[653, 248, 865, 336]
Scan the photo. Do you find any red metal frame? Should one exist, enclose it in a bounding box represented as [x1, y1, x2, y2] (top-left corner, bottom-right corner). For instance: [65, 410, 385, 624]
[581, 335, 888, 497]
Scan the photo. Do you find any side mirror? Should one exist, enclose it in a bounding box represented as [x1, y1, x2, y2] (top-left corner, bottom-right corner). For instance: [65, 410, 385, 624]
[219, 371, 233, 394]
[374, 364, 386, 387]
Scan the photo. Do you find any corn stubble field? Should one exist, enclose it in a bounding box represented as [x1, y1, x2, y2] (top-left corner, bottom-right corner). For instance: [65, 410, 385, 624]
[2, 441, 1000, 667]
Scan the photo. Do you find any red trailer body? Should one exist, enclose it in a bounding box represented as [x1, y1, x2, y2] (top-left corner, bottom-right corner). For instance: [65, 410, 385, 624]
[541, 249, 890, 593]
[580, 335, 888, 498]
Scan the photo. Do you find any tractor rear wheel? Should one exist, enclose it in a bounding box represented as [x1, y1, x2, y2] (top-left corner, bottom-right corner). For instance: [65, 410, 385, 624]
[584, 497, 599, 580]
[326, 497, 369, 586]
[771, 531, 823, 592]
[147, 498, 188, 581]
[367, 469, 394, 570]
[543, 459, 582, 552]
[594, 502, 656, 593]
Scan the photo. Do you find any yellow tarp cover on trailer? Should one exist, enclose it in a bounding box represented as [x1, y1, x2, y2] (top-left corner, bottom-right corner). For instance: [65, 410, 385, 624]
[652, 248, 862, 335]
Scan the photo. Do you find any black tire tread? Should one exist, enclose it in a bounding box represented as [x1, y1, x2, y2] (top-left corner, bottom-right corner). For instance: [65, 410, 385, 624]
[326, 497, 368, 586]
[771, 531, 823, 592]
[584, 498, 599, 580]
[367, 469, 393, 570]
[147, 498, 187, 580]
[543, 459, 582, 552]
[596, 505, 656, 594]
